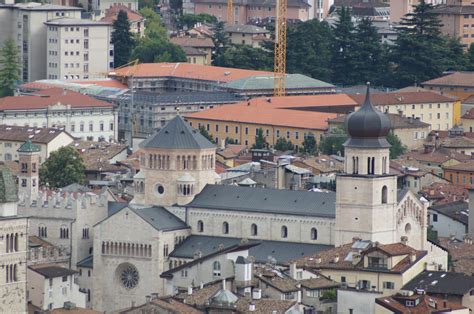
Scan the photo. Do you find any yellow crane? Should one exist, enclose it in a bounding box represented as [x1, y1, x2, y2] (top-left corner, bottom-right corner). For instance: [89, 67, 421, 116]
[273, 0, 287, 96]
[227, 0, 233, 24]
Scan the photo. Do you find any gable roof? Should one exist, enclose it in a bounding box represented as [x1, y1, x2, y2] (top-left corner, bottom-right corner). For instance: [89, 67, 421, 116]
[100, 4, 144, 23]
[329, 113, 430, 130]
[29, 265, 77, 278]
[429, 200, 469, 226]
[402, 271, 474, 296]
[131, 206, 189, 232]
[169, 235, 333, 265]
[187, 184, 336, 218]
[350, 91, 455, 106]
[422, 71, 474, 87]
[141, 116, 215, 150]
[376, 294, 467, 313]
[0, 125, 73, 144]
[77, 255, 93, 269]
[170, 36, 214, 48]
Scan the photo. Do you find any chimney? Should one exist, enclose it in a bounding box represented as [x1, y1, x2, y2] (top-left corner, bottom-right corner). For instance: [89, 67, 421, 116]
[333, 255, 339, 263]
[151, 293, 159, 300]
[450, 233, 456, 241]
[252, 288, 261, 300]
[220, 139, 225, 150]
[187, 286, 193, 295]
[200, 282, 204, 289]
[249, 302, 256, 311]
[315, 256, 322, 265]
[296, 284, 301, 303]
[352, 253, 361, 266]
[131, 301, 136, 308]
[410, 253, 417, 263]
[400, 236, 408, 245]
[289, 262, 297, 279]
[145, 295, 151, 304]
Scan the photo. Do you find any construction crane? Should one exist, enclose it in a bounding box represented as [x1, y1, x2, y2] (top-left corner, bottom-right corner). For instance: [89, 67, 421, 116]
[273, 0, 287, 96]
[227, 0, 233, 24]
[109, 59, 140, 140]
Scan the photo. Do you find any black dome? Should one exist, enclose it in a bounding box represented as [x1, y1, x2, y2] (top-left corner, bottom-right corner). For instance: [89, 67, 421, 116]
[344, 84, 391, 148]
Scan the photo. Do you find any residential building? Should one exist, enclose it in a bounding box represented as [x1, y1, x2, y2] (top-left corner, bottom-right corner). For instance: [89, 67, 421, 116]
[191, 0, 310, 24]
[443, 160, 474, 188]
[0, 165, 28, 313]
[79, 0, 138, 14]
[0, 125, 74, 163]
[185, 94, 357, 148]
[431, 0, 474, 48]
[419, 181, 468, 205]
[0, 3, 82, 82]
[0, 88, 118, 141]
[390, 159, 447, 193]
[100, 4, 144, 37]
[424, 126, 474, 155]
[225, 24, 270, 48]
[422, 71, 474, 98]
[328, 113, 431, 150]
[349, 91, 459, 131]
[333, 0, 390, 19]
[438, 237, 474, 275]
[428, 201, 468, 238]
[27, 265, 86, 311]
[170, 36, 214, 65]
[401, 148, 470, 177]
[461, 107, 474, 132]
[76, 254, 93, 307]
[375, 292, 469, 313]
[45, 18, 113, 80]
[390, 0, 445, 23]
[402, 271, 474, 310]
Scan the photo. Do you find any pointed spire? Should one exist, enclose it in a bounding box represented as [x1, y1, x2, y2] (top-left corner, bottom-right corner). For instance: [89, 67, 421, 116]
[18, 139, 41, 153]
[361, 82, 375, 111]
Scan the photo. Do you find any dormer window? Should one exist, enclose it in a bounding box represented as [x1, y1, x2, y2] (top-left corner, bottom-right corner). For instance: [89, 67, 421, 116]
[368, 256, 387, 269]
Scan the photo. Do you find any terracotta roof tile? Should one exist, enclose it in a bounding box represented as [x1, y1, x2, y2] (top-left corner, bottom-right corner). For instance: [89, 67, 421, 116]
[170, 36, 214, 48]
[100, 4, 144, 23]
[376, 294, 467, 313]
[0, 88, 113, 110]
[299, 277, 339, 289]
[419, 182, 468, 205]
[350, 91, 455, 106]
[175, 280, 223, 307]
[401, 148, 471, 164]
[438, 237, 474, 275]
[254, 267, 299, 292]
[111, 62, 273, 82]
[422, 71, 474, 87]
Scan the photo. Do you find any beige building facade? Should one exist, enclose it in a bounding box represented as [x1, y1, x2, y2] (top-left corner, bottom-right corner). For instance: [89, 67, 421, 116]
[46, 18, 113, 80]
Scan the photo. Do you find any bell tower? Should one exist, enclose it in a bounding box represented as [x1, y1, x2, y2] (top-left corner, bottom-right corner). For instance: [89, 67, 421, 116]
[17, 139, 40, 201]
[335, 84, 398, 246]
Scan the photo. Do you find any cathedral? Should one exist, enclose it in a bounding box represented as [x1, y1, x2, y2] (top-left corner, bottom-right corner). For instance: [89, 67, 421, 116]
[91, 88, 447, 312]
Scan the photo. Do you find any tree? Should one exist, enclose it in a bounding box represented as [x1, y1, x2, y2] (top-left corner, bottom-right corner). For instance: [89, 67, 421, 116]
[40, 146, 86, 188]
[211, 21, 230, 66]
[178, 13, 217, 29]
[252, 128, 268, 149]
[319, 127, 347, 156]
[389, 0, 452, 87]
[140, 7, 168, 39]
[331, 6, 357, 85]
[131, 37, 187, 63]
[0, 38, 20, 97]
[112, 10, 135, 67]
[286, 19, 334, 81]
[219, 45, 273, 70]
[302, 133, 317, 154]
[387, 131, 407, 159]
[468, 43, 474, 71]
[352, 18, 385, 85]
[198, 125, 215, 143]
[274, 138, 294, 151]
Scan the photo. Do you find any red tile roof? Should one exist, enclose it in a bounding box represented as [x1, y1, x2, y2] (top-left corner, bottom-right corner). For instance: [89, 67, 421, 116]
[100, 4, 144, 23]
[376, 294, 467, 313]
[422, 71, 474, 87]
[170, 36, 214, 48]
[350, 91, 455, 106]
[20, 79, 127, 90]
[462, 107, 474, 119]
[110, 62, 273, 82]
[0, 88, 113, 110]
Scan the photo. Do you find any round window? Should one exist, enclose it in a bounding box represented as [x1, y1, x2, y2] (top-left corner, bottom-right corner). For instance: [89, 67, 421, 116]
[156, 184, 165, 195]
[118, 264, 139, 289]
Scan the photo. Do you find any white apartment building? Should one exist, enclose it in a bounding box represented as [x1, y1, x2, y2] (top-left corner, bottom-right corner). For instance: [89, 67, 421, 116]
[27, 265, 86, 311]
[0, 88, 118, 141]
[46, 18, 113, 80]
[0, 2, 82, 82]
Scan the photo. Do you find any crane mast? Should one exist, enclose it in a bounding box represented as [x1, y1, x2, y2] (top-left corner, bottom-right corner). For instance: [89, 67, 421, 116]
[273, 0, 287, 96]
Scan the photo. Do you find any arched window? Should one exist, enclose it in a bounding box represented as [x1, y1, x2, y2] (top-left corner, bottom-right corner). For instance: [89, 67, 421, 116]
[281, 226, 288, 238]
[251, 224, 258, 236]
[197, 220, 204, 232]
[382, 186, 388, 204]
[371, 157, 375, 174]
[5, 234, 9, 253]
[222, 222, 229, 234]
[83, 226, 90, 239]
[213, 261, 221, 277]
[311, 228, 318, 240]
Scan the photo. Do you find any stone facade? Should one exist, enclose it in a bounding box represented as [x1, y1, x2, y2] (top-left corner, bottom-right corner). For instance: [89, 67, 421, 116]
[92, 207, 190, 312]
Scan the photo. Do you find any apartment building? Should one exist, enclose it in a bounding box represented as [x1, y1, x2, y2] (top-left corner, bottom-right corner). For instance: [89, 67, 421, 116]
[350, 91, 459, 131]
[422, 72, 474, 98]
[431, 0, 474, 47]
[225, 24, 270, 48]
[78, 0, 138, 13]
[390, 0, 445, 23]
[45, 18, 113, 80]
[0, 2, 82, 82]
[192, 0, 310, 24]
[0, 88, 117, 141]
[185, 94, 357, 148]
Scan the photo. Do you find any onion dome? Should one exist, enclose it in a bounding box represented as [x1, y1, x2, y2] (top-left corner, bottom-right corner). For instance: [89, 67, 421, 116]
[344, 83, 391, 148]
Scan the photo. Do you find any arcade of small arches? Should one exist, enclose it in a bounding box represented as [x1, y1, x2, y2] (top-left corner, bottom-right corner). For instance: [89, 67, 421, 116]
[178, 183, 194, 196]
[102, 241, 152, 258]
[5, 264, 18, 283]
[397, 197, 423, 227]
[60, 226, 70, 239]
[143, 153, 215, 171]
[197, 220, 319, 240]
[135, 181, 145, 193]
[146, 154, 171, 170]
